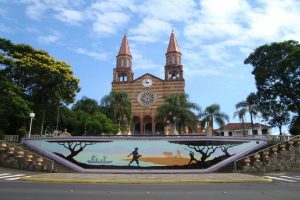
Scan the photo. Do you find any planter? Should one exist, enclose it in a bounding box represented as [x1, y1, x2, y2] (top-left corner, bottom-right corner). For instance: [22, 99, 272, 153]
[254, 154, 261, 161]
[15, 151, 24, 158]
[7, 147, 15, 154]
[36, 157, 43, 166]
[25, 155, 33, 162]
[0, 143, 7, 151]
[244, 157, 251, 166]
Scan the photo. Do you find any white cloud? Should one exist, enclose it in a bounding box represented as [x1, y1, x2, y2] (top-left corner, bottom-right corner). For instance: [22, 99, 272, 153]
[90, 0, 136, 12]
[87, 0, 135, 37]
[130, 18, 172, 43]
[75, 48, 107, 61]
[38, 31, 61, 44]
[22, 0, 48, 20]
[245, 0, 300, 42]
[55, 8, 84, 25]
[137, 0, 196, 22]
[92, 12, 129, 36]
[181, 0, 300, 77]
[20, 0, 86, 23]
[130, 44, 158, 71]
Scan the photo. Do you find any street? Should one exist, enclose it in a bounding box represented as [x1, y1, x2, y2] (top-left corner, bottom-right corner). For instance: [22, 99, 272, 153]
[1, 177, 300, 200]
[1, 167, 300, 200]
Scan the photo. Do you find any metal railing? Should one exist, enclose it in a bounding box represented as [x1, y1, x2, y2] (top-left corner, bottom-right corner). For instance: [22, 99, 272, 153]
[4, 135, 19, 142]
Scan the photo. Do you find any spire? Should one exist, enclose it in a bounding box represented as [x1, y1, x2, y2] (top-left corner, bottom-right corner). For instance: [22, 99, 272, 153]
[118, 34, 131, 56]
[167, 31, 180, 53]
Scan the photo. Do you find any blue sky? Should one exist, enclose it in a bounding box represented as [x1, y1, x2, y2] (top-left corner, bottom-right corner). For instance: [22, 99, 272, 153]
[1, 0, 300, 132]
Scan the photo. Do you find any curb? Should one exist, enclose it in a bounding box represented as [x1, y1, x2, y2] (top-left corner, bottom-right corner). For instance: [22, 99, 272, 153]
[19, 177, 273, 184]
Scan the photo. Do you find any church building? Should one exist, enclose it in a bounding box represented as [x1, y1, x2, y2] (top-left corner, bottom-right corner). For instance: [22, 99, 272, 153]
[111, 32, 185, 134]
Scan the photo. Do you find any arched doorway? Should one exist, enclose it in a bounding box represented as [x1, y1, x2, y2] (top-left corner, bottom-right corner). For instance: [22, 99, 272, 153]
[132, 116, 141, 134]
[143, 116, 152, 134]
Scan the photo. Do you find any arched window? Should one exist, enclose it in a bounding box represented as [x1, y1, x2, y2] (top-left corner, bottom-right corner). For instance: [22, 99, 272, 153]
[121, 59, 124, 67]
[119, 74, 128, 82]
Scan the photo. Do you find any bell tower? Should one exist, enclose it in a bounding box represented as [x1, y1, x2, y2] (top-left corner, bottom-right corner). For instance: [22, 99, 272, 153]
[113, 34, 134, 83]
[164, 31, 183, 80]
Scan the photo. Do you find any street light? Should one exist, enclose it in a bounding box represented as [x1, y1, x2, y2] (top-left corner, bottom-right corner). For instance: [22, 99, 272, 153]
[173, 116, 178, 135]
[28, 113, 35, 138]
[256, 112, 262, 135]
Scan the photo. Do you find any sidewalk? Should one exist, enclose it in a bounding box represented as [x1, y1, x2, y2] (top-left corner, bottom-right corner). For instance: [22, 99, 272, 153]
[20, 173, 272, 184]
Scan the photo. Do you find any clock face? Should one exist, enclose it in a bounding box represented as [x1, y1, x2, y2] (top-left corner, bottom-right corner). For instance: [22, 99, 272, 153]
[137, 91, 156, 107]
[142, 78, 153, 87]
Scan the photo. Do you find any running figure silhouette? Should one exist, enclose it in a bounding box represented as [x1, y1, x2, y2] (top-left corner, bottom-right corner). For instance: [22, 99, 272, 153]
[128, 147, 142, 167]
[188, 151, 198, 165]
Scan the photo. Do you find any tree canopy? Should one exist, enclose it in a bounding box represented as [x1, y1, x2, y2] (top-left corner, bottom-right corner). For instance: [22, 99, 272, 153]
[156, 94, 201, 133]
[0, 38, 80, 134]
[100, 91, 131, 131]
[244, 40, 300, 135]
[201, 104, 229, 135]
[59, 97, 119, 135]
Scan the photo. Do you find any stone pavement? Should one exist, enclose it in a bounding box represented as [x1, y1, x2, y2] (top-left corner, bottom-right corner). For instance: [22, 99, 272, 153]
[20, 173, 272, 184]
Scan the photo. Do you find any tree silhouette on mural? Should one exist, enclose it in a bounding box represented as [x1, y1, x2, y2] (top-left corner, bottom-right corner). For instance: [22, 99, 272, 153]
[220, 144, 239, 157]
[57, 141, 96, 159]
[48, 140, 106, 163]
[187, 145, 218, 164]
[170, 140, 242, 168]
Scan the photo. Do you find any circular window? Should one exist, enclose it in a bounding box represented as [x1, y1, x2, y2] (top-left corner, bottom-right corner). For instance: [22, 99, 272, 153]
[137, 91, 156, 107]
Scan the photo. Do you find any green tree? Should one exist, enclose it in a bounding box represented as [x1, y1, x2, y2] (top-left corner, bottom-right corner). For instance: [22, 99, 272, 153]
[59, 97, 119, 135]
[85, 113, 118, 134]
[244, 40, 300, 135]
[100, 91, 131, 131]
[0, 38, 80, 134]
[235, 93, 259, 135]
[290, 116, 300, 135]
[72, 96, 99, 115]
[261, 102, 290, 135]
[233, 105, 247, 136]
[0, 72, 31, 133]
[156, 94, 201, 133]
[201, 104, 229, 135]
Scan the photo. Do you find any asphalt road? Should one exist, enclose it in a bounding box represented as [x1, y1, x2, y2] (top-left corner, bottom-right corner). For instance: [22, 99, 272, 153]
[1, 180, 300, 200]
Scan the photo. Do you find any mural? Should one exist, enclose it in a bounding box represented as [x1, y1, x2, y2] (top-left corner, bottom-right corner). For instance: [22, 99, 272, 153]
[25, 137, 266, 172]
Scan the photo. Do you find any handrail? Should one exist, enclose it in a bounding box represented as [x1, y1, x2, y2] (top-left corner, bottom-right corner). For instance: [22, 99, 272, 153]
[0, 139, 55, 171]
[233, 135, 300, 171]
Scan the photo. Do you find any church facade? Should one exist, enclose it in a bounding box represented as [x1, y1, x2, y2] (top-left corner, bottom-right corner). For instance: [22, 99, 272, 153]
[111, 32, 186, 134]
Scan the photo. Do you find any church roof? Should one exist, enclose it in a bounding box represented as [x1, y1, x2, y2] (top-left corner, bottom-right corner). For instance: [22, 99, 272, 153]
[134, 73, 164, 82]
[118, 34, 131, 56]
[167, 31, 180, 53]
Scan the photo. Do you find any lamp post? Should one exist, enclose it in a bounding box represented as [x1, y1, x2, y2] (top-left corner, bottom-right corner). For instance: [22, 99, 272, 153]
[173, 116, 178, 135]
[256, 112, 262, 135]
[28, 113, 35, 138]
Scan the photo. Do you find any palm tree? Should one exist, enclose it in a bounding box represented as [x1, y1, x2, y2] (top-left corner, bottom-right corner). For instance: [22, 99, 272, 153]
[156, 94, 201, 133]
[233, 106, 247, 137]
[201, 104, 229, 136]
[235, 92, 259, 135]
[100, 91, 131, 131]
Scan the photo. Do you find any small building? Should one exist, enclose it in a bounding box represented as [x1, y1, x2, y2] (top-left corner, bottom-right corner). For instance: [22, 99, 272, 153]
[215, 123, 272, 137]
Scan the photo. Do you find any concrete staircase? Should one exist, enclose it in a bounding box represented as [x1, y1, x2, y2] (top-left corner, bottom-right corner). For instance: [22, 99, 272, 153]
[234, 135, 300, 173]
[0, 141, 74, 173]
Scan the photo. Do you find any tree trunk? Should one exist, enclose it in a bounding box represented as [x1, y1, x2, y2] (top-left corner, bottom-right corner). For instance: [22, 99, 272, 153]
[40, 106, 46, 135]
[211, 115, 214, 136]
[250, 112, 254, 135]
[66, 149, 82, 159]
[279, 125, 282, 136]
[242, 117, 246, 137]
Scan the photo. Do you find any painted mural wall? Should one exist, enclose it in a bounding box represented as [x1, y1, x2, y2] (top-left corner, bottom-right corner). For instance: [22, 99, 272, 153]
[24, 137, 266, 172]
